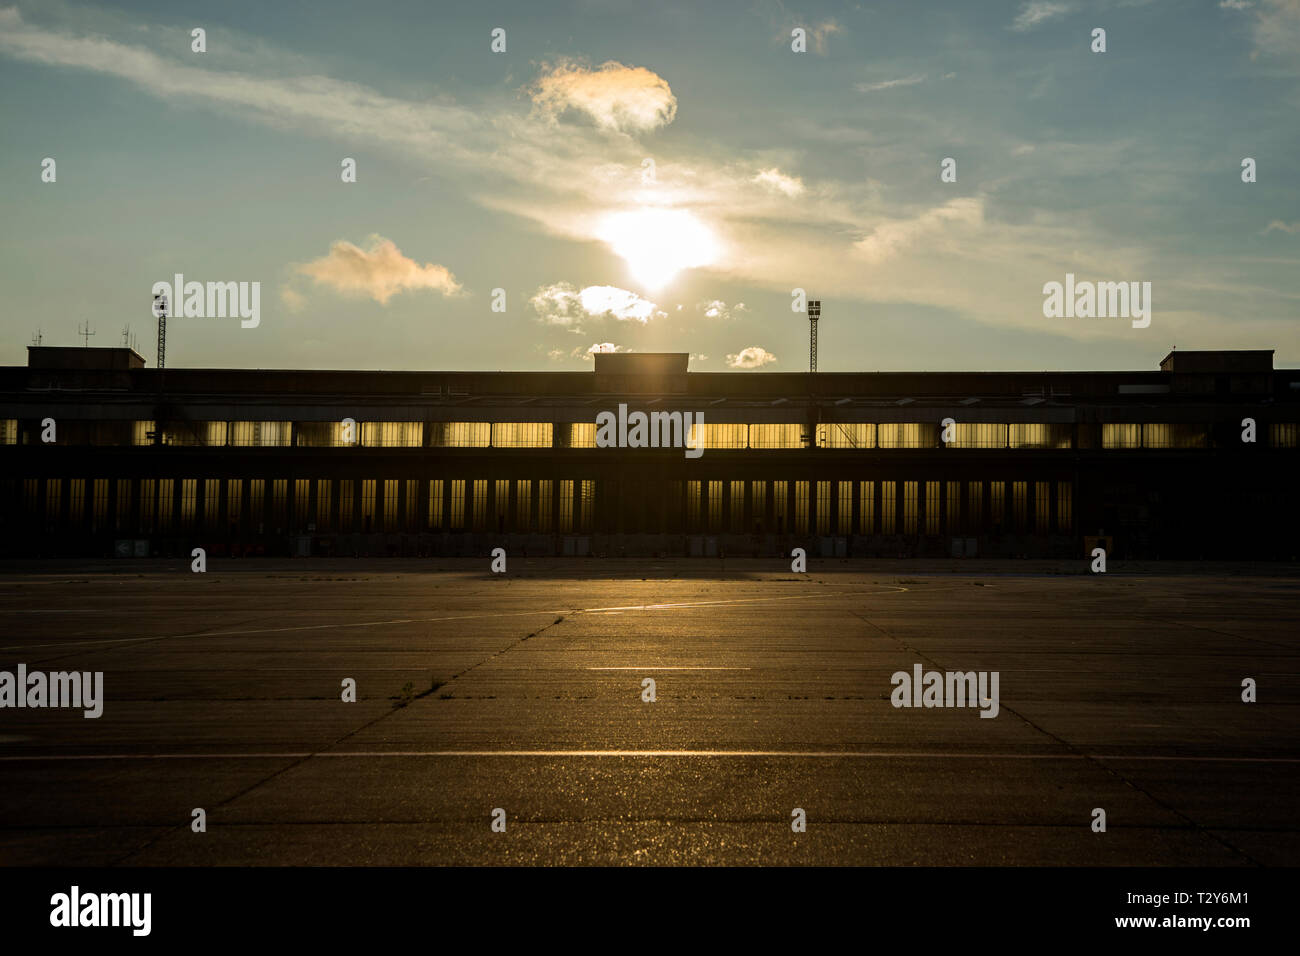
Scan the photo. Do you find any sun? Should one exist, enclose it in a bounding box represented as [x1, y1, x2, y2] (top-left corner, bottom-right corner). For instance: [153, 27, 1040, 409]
[598, 208, 721, 290]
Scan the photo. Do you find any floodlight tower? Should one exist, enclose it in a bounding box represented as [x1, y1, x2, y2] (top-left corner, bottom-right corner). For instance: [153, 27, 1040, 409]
[807, 299, 820, 372]
[153, 293, 168, 370]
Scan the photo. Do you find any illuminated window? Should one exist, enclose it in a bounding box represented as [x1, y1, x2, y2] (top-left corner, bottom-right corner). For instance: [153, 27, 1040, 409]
[133, 421, 155, 446]
[116, 478, 133, 532]
[92, 479, 109, 532]
[881, 481, 897, 534]
[692, 423, 744, 449]
[1035, 482, 1049, 531]
[751, 481, 766, 530]
[230, 421, 291, 447]
[858, 481, 874, 534]
[687, 480, 702, 531]
[428, 422, 490, 447]
[967, 481, 983, 530]
[330, 479, 345, 530]
[1009, 424, 1071, 449]
[749, 424, 803, 449]
[157, 479, 174, 532]
[816, 480, 832, 534]
[406, 480, 418, 531]
[1102, 424, 1141, 449]
[1270, 423, 1297, 448]
[949, 423, 1007, 449]
[495, 479, 510, 531]
[294, 479, 311, 529]
[902, 482, 918, 534]
[380, 479, 397, 531]
[45, 478, 62, 527]
[271, 479, 288, 529]
[296, 422, 355, 447]
[701, 480, 719, 532]
[316, 479, 332, 531]
[537, 480, 553, 532]
[559, 423, 596, 448]
[1057, 481, 1072, 533]
[1142, 424, 1208, 449]
[923, 482, 939, 534]
[449, 479, 465, 530]
[471, 479, 488, 531]
[306, 478, 325, 530]
[179, 479, 197, 529]
[428, 480, 443, 530]
[204, 479, 220, 529]
[360, 480, 376, 532]
[492, 422, 553, 448]
[138, 479, 156, 533]
[558, 480, 574, 533]
[0, 420, 16, 444]
[227, 479, 243, 529]
[946, 481, 960, 534]
[773, 481, 788, 532]
[579, 480, 594, 532]
[1012, 481, 1027, 530]
[67, 478, 84, 527]
[516, 480, 532, 532]
[837, 481, 852, 534]
[818, 423, 874, 448]
[990, 482, 1005, 526]
[361, 422, 423, 448]
[794, 481, 809, 533]
[731, 480, 745, 532]
[879, 423, 927, 449]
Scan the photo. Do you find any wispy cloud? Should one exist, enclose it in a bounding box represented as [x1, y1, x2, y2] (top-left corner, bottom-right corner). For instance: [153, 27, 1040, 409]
[855, 74, 926, 93]
[1011, 1, 1072, 32]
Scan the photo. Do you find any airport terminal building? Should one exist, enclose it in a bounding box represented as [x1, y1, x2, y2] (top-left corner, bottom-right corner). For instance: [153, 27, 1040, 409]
[1, 347, 1295, 560]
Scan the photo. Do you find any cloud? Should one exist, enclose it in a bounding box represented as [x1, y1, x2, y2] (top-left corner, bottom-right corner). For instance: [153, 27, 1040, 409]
[1220, 0, 1252, 9]
[1011, 2, 1072, 32]
[698, 299, 747, 320]
[531, 282, 665, 328]
[1250, 0, 1300, 59]
[295, 235, 461, 304]
[530, 59, 677, 134]
[579, 342, 631, 360]
[1264, 220, 1300, 233]
[753, 167, 806, 197]
[726, 346, 777, 369]
[809, 20, 841, 55]
[852, 197, 985, 264]
[855, 74, 926, 93]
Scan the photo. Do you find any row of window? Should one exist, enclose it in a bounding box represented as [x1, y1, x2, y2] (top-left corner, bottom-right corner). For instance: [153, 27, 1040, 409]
[11, 476, 1071, 537]
[3, 419, 1294, 449]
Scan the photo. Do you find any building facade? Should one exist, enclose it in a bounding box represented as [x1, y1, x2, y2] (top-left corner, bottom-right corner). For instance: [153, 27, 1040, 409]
[1, 348, 1296, 560]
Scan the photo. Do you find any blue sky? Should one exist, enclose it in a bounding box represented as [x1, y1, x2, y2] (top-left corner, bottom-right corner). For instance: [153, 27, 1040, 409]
[1, 0, 1297, 372]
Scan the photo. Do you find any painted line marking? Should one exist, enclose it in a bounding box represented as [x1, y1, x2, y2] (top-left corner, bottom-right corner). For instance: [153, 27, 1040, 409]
[586, 666, 751, 671]
[0, 751, 1295, 763]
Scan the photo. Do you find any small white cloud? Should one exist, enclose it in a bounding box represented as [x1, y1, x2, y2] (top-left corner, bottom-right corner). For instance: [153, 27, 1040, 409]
[753, 167, 806, 197]
[294, 235, 462, 304]
[855, 74, 926, 93]
[1012, 144, 1036, 156]
[1011, 1, 1072, 32]
[726, 346, 777, 369]
[1264, 219, 1300, 234]
[531, 282, 665, 328]
[1219, 0, 1252, 10]
[576, 342, 630, 361]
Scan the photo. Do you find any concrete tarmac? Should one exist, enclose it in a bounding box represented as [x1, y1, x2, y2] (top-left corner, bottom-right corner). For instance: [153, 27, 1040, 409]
[0, 559, 1295, 865]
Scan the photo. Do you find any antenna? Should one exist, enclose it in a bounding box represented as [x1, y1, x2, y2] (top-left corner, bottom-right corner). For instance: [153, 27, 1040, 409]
[807, 299, 820, 373]
[153, 293, 168, 370]
[121, 324, 132, 347]
[31, 329, 43, 347]
[77, 321, 95, 347]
